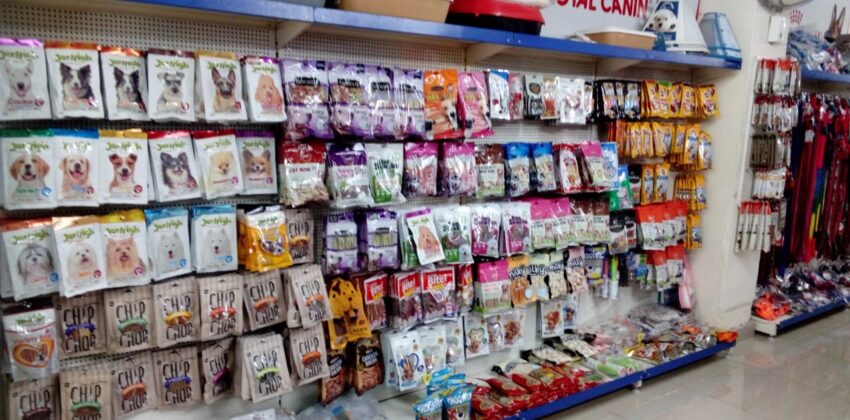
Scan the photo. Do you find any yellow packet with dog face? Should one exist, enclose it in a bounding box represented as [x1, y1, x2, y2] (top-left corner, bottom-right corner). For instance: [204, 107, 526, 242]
[244, 208, 292, 271]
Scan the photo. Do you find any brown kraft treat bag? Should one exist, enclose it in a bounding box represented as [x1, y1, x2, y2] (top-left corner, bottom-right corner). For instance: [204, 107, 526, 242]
[105, 285, 154, 354]
[153, 277, 201, 347]
[199, 274, 244, 341]
[60, 365, 112, 420]
[8, 376, 59, 420]
[153, 345, 201, 408]
[201, 337, 234, 404]
[288, 324, 329, 385]
[285, 209, 314, 264]
[111, 351, 158, 418]
[242, 269, 285, 331]
[55, 292, 107, 359]
[241, 333, 292, 402]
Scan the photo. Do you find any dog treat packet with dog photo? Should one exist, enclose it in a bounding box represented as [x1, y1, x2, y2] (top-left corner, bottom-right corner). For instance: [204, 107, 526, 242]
[329, 62, 370, 136]
[289, 324, 330, 384]
[2, 218, 60, 300]
[327, 143, 374, 208]
[433, 206, 473, 265]
[242, 56, 285, 122]
[285, 209, 314, 265]
[237, 131, 277, 195]
[199, 274, 244, 341]
[357, 209, 399, 272]
[53, 216, 106, 297]
[101, 47, 149, 121]
[440, 141, 477, 197]
[475, 143, 505, 198]
[290, 264, 332, 327]
[505, 142, 531, 197]
[153, 277, 200, 347]
[0, 38, 51, 121]
[60, 365, 111, 420]
[280, 141, 329, 207]
[147, 49, 195, 121]
[1, 129, 57, 210]
[282, 59, 332, 140]
[98, 129, 149, 204]
[366, 65, 396, 139]
[104, 285, 154, 354]
[145, 207, 191, 281]
[3, 305, 59, 381]
[201, 338, 234, 404]
[500, 202, 532, 256]
[242, 270, 285, 331]
[55, 291, 106, 359]
[45, 41, 103, 119]
[322, 212, 358, 276]
[470, 203, 501, 258]
[54, 128, 99, 207]
[111, 351, 158, 418]
[7, 376, 59, 420]
[424, 69, 463, 140]
[193, 130, 244, 199]
[405, 208, 445, 266]
[148, 130, 202, 201]
[192, 205, 237, 273]
[100, 210, 149, 288]
[196, 51, 246, 122]
[403, 142, 438, 197]
[458, 71, 494, 139]
[328, 276, 372, 349]
[153, 346, 201, 408]
[365, 143, 405, 205]
[475, 259, 511, 315]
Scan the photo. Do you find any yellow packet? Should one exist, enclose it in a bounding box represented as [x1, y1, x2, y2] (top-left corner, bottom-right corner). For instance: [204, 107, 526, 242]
[643, 80, 660, 118]
[698, 130, 713, 170]
[245, 208, 292, 272]
[657, 81, 672, 118]
[670, 82, 683, 118]
[670, 124, 686, 163]
[653, 163, 670, 203]
[508, 254, 534, 306]
[641, 165, 654, 206]
[687, 213, 702, 249]
[681, 84, 696, 118]
[695, 174, 706, 210]
[237, 210, 249, 268]
[652, 122, 667, 157]
[697, 84, 719, 118]
[683, 124, 700, 164]
[641, 122, 654, 158]
[630, 123, 643, 158]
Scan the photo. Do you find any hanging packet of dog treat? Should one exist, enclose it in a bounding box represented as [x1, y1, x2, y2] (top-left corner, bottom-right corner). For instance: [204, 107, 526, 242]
[441, 317, 465, 367]
[433, 206, 473, 265]
[486, 69, 510, 120]
[242, 56, 285, 123]
[395, 68, 426, 139]
[2, 129, 57, 210]
[475, 143, 505, 198]
[463, 312, 490, 359]
[421, 267, 455, 322]
[508, 254, 534, 307]
[424, 69, 463, 140]
[365, 143, 405, 205]
[323, 212, 358, 276]
[398, 212, 421, 270]
[524, 73, 544, 118]
[354, 335, 384, 395]
[153, 346, 201, 408]
[101, 47, 149, 121]
[98, 129, 148, 204]
[192, 205, 237, 273]
[357, 209, 399, 271]
[505, 142, 531, 197]
[145, 207, 191, 281]
[60, 365, 111, 420]
[454, 264, 474, 315]
[440, 141, 477, 196]
[201, 338, 234, 404]
[100, 210, 149, 288]
[327, 142, 374, 208]
[193, 130, 243, 199]
[470, 203, 501, 258]
[529, 199, 555, 251]
[290, 264, 332, 327]
[0, 38, 51, 121]
[321, 348, 349, 405]
[357, 272, 388, 330]
[104, 285, 154, 354]
[7, 376, 59, 420]
[403, 142, 438, 197]
[53, 216, 107, 297]
[148, 130, 201, 201]
[531, 142, 556, 192]
[282, 59, 332, 140]
[405, 208, 445, 265]
[458, 71, 494, 139]
[600, 142, 619, 191]
[152, 277, 200, 347]
[290, 323, 330, 384]
[283, 209, 312, 265]
[196, 51, 246, 122]
[329, 62, 370, 136]
[3, 305, 59, 381]
[242, 270, 285, 331]
[54, 129, 99, 207]
[44, 41, 103, 119]
[389, 331, 425, 390]
[554, 143, 582, 194]
[280, 141, 329, 207]
[281, 268, 303, 328]
[198, 274, 244, 341]
[508, 72, 525, 120]
[2, 218, 60, 301]
[547, 251, 567, 299]
[500, 202, 532, 256]
[418, 324, 447, 375]
[237, 131, 277, 195]
[475, 259, 511, 314]
[365, 65, 396, 139]
[147, 49, 195, 121]
[390, 271, 423, 330]
[241, 333, 293, 402]
[542, 75, 561, 120]
[110, 351, 158, 418]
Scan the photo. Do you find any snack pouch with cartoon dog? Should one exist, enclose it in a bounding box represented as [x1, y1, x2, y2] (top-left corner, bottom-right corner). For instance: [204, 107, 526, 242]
[201, 338, 234, 404]
[192, 205, 238, 273]
[199, 274, 244, 341]
[52, 216, 106, 297]
[424, 69, 463, 140]
[55, 292, 106, 359]
[193, 130, 244, 199]
[147, 49, 195, 122]
[153, 277, 200, 347]
[2, 129, 57, 210]
[289, 324, 330, 384]
[282, 59, 332, 140]
[327, 143, 374, 208]
[237, 131, 277, 195]
[242, 56, 286, 123]
[3, 306, 59, 381]
[328, 277, 372, 350]
[100, 210, 148, 288]
[98, 129, 149, 204]
[0, 38, 51, 121]
[101, 47, 149, 121]
[111, 351, 158, 418]
[60, 365, 111, 420]
[145, 207, 191, 281]
[389, 331, 424, 391]
[45, 42, 104, 119]
[104, 285, 154, 354]
[153, 346, 201, 408]
[7, 375, 59, 420]
[463, 312, 490, 359]
[2, 218, 60, 300]
[405, 208, 445, 265]
[242, 270, 285, 331]
[196, 51, 246, 122]
[54, 129, 99, 207]
[148, 130, 202, 202]
[329, 62, 370, 136]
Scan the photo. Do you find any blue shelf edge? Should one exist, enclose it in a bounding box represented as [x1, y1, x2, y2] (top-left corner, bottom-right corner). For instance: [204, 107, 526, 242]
[776, 300, 846, 331]
[513, 341, 736, 420]
[801, 69, 850, 85]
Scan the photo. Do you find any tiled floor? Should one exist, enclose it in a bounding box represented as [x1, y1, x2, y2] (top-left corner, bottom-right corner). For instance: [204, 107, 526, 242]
[553, 309, 850, 420]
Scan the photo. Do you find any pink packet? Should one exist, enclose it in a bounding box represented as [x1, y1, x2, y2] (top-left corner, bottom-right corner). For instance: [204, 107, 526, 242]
[440, 142, 477, 196]
[508, 73, 525, 120]
[458, 72, 494, 139]
[500, 202, 532, 256]
[475, 259, 511, 314]
[579, 142, 606, 190]
[529, 199, 556, 251]
[403, 142, 439, 197]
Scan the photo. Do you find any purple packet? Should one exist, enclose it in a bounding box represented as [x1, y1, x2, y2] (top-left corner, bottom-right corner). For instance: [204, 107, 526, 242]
[470, 204, 501, 258]
[357, 209, 399, 271]
[327, 143, 374, 208]
[366, 66, 397, 140]
[329, 62, 370, 137]
[395, 69, 426, 139]
[440, 142, 477, 196]
[323, 212, 359, 276]
[403, 142, 438, 197]
[282, 59, 332, 140]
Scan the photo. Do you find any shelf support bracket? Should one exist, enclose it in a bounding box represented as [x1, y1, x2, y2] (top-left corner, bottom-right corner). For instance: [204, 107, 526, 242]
[276, 21, 311, 46]
[596, 58, 639, 75]
[466, 43, 509, 65]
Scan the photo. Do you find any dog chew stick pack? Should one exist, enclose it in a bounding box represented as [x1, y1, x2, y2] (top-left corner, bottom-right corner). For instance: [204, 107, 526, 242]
[192, 129, 243, 199]
[192, 205, 237, 274]
[145, 207, 191, 281]
[44, 41, 104, 120]
[0, 38, 51, 121]
[242, 56, 286, 123]
[101, 47, 149, 121]
[54, 128, 99, 207]
[100, 210, 149, 288]
[196, 50, 247, 122]
[98, 129, 148, 205]
[147, 49, 195, 122]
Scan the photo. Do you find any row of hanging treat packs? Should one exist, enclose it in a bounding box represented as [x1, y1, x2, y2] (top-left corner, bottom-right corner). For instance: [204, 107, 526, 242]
[607, 120, 713, 168]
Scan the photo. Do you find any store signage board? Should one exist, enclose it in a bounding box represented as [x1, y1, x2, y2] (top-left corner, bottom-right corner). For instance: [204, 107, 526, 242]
[540, 0, 652, 38]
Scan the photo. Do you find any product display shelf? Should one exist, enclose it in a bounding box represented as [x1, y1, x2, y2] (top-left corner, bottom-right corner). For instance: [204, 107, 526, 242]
[801, 69, 850, 85]
[752, 299, 846, 337]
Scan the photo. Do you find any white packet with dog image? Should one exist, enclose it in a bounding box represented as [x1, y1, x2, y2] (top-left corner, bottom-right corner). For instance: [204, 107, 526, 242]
[192, 205, 237, 273]
[196, 51, 246, 122]
[100, 47, 149, 121]
[1, 129, 57, 210]
[145, 207, 192, 281]
[54, 129, 99, 207]
[237, 131, 277, 195]
[147, 49, 195, 122]
[2, 219, 60, 301]
[193, 130, 243, 199]
[101, 210, 149, 288]
[242, 56, 285, 123]
[148, 130, 202, 202]
[98, 129, 149, 205]
[52, 216, 107, 297]
[45, 42, 104, 119]
[0, 38, 51, 121]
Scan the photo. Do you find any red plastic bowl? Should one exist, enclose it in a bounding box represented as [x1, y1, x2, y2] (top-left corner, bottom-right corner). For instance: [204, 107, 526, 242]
[449, 0, 545, 24]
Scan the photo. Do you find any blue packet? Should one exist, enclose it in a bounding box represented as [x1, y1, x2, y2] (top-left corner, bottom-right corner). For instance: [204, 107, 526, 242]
[191, 205, 237, 273]
[600, 142, 620, 191]
[531, 142, 556, 192]
[504, 142, 530, 197]
[413, 393, 443, 420]
[443, 385, 474, 420]
[145, 207, 191, 280]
